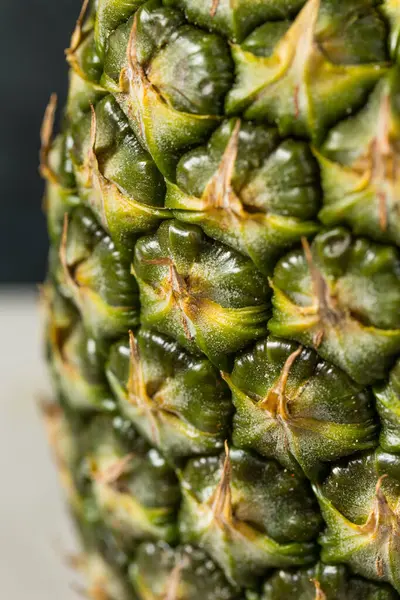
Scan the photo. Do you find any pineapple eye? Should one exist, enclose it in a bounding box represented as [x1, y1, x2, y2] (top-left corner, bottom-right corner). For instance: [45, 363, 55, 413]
[133, 219, 270, 369]
[169, 119, 320, 274]
[54, 206, 140, 340]
[270, 228, 400, 385]
[226, 335, 377, 481]
[106, 328, 232, 459]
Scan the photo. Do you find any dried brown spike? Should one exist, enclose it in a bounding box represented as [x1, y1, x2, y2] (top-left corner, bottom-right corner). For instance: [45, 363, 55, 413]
[39, 93, 58, 182]
[210, 0, 220, 18]
[301, 236, 341, 340]
[259, 345, 302, 417]
[68, 0, 90, 55]
[311, 579, 327, 600]
[118, 11, 139, 93]
[38, 401, 63, 449]
[89, 586, 110, 600]
[293, 85, 300, 120]
[59, 213, 78, 293]
[209, 440, 233, 524]
[203, 119, 242, 212]
[128, 330, 161, 444]
[362, 473, 400, 550]
[165, 263, 194, 341]
[127, 329, 147, 409]
[91, 453, 134, 485]
[376, 555, 384, 578]
[67, 554, 86, 572]
[38, 398, 62, 420]
[71, 583, 110, 600]
[128, 329, 141, 374]
[89, 103, 97, 158]
[163, 556, 189, 600]
[378, 190, 388, 232]
[127, 12, 139, 73]
[123, 12, 148, 139]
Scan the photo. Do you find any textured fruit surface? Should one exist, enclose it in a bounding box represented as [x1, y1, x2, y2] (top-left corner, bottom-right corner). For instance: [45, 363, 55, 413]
[41, 0, 400, 597]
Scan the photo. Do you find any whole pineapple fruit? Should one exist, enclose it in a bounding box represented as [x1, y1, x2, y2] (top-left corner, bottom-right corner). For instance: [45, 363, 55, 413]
[41, 0, 400, 597]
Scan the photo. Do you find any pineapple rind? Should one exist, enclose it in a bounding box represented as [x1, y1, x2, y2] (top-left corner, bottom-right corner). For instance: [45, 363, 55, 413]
[42, 0, 400, 597]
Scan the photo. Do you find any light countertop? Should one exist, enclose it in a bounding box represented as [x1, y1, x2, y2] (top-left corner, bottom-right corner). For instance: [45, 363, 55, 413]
[0, 289, 80, 599]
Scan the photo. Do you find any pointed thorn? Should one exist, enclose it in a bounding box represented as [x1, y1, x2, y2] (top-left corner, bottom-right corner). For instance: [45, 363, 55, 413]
[378, 191, 388, 232]
[301, 236, 339, 333]
[293, 85, 300, 119]
[38, 399, 62, 421]
[127, 13, 139, 73]
[60, 214, 70, 277]
[60, 215, 72, 277]
[89, 104, 97, 157]
[220, 371, 230, 385]
[39, 93, 58, 181]
[67, 0, 90, 55]
[59, 214, 81, 299]
[92, 587, 111, 600]
[128, 329, 140, 364]
[224, 439, 230, 458]
[203, 119, 242, 212]
[127, 331, 160, 444]
[311, 579, 327, 600]
[313, 329, 324, 348]
[376, 473, 389, 494]
[209, 440, 233, 525]
[210, 0, 220, 18]
[362, 473, 399, 540]
[92, 453, 134, 485]
[163, 556, 188, 600]
[64, 552, 87, 572]
[375, 555, 384, 578]
[259, 345, 302, 416]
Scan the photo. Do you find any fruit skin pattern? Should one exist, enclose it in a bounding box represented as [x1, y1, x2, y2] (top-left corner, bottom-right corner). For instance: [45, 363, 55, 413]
[41, 0, 400, 598]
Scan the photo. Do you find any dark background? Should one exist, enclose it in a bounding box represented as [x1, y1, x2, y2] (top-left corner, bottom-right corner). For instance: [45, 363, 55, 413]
[1, 0, 80, 283]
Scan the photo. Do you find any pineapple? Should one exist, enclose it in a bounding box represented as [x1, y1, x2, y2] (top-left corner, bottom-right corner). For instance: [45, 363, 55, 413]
[41, 0, 400, 597]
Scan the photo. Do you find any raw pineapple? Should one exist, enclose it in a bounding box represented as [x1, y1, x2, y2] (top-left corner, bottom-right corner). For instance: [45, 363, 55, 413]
[41, 0, 400, 597]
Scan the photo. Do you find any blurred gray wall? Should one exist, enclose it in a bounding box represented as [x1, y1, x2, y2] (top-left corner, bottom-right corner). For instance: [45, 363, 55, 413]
[0, 0, 81, 283]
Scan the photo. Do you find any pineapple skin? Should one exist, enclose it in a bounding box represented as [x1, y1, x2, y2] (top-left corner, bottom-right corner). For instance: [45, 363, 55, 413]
[41, 0, 400, 598]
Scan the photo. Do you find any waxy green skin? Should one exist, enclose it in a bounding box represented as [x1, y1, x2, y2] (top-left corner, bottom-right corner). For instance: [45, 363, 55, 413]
[269, 228, 400, 385]
[375, 359, 400, 453]
[104, 0, 234, 180]
[225, 0, 388, 143]
[70, 95, 169, 250]
[133, 219, 270, 370]
[44, 133, 80, 244]
[166, 118, 320, 275]
[226, 335, 377, 480]
[164, 0, 305, 42]
[50, 319, 115, 412]
[106, 329, 232, 459]
[316, 68, 400, 247]
[129, 542, 238, 600]
[78, 416, 180, 545]
[179, 448, 322, 587]
[43, 0, 400, 597]
[314, 450, 400, 592]
[248, 564, 400, 600]
[56, 206, 139, 340]
[45, 286, 117, 413]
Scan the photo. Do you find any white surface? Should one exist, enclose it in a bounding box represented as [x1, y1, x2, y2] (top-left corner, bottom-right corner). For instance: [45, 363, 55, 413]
[0, 289, 79, 599]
